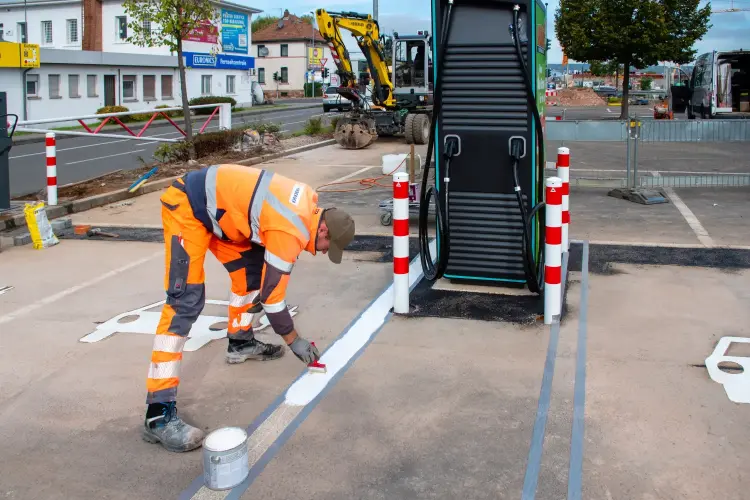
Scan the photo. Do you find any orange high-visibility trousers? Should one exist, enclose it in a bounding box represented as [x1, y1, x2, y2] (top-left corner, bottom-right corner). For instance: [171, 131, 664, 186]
[146, 179, 265, 404]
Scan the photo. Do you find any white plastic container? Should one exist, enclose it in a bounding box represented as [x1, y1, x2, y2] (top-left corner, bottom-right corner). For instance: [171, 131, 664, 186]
[381, 153, 422, 176]
[202, 427, 249, 491]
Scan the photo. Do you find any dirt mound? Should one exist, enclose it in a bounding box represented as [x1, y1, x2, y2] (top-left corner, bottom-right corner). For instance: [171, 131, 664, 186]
[554, 88, 606, 107]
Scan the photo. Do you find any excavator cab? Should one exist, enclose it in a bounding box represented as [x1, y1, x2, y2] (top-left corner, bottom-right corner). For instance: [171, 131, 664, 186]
[392, 31, 434, 109]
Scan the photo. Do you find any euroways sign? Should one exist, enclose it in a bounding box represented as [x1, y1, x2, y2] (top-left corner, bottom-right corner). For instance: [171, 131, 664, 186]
[183, 52, 255, 70]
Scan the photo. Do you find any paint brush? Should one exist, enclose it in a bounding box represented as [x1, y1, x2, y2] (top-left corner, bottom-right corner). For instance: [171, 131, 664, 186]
[307, 342, 327, 374]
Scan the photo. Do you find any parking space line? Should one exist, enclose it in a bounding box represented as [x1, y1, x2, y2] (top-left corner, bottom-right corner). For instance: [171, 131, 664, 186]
[521, 251, 570, 500]
[567, 241, 589, 500]
[180, 241, 437, 499]
[0, 251, 162, 326]
[653, 173, 715, 247]
[63, 149, 146, 166]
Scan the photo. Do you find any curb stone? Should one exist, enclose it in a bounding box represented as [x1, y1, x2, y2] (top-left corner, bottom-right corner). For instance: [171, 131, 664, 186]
[2, 138, 337, 239]
[11, 103, 322, 146]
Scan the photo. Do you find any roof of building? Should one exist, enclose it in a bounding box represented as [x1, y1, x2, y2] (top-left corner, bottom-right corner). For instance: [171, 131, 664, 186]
[252, 9, 325, 44]
[0, 0, 262, 14]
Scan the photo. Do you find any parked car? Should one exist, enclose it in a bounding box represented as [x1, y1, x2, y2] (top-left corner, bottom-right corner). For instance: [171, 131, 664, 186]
[322, 87, 352, 112]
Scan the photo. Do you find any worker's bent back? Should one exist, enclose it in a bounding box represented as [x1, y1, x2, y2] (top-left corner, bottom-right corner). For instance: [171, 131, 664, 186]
[182, 164, 321, 249]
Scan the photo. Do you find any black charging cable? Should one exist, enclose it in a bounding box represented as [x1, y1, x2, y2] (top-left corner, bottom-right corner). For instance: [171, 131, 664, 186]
[511, 5, 546, 294]
[419, 0, 455, 281]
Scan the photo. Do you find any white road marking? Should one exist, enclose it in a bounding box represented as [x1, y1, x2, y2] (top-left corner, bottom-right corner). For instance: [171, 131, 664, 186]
[323, 165, 377, 186]
[0, 251, 162, 326]
[653, 171, 715, 247]
[62, 149, 147, 165]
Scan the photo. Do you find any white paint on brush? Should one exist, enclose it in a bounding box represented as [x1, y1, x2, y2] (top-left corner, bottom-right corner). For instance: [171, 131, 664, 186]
[284, 240, 435, 406]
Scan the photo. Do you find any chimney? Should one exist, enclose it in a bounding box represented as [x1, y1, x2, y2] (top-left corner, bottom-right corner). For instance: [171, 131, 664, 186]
[283, 10, 290, 19]
[82, 0, 103, 51]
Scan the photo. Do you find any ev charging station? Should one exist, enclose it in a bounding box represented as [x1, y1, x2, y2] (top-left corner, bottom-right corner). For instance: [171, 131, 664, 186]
[419, 0, 548, 294]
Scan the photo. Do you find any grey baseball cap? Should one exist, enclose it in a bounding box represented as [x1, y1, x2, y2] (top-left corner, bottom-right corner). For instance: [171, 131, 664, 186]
[323, 208, 355, 264]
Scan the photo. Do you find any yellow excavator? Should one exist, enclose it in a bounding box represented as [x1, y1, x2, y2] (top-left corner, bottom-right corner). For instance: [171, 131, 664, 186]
[315, 9, 433, 149]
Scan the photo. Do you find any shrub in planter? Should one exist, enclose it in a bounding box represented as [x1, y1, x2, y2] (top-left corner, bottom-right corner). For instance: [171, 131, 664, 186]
[188, 96, 237, 115]
[96, 105, 134, 123]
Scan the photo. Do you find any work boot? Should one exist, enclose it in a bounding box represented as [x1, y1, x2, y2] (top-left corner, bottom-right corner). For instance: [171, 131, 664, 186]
[226, 337, 285, 364]
[142, 402, 205, 453]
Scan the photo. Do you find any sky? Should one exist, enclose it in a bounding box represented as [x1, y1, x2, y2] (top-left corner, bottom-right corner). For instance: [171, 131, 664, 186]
[245, 0, 750, 65]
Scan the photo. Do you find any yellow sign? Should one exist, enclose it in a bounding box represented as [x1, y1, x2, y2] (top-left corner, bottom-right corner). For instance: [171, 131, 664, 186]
[308, 47, 324, 67]
[0, 42, 40, 68]
[21, 44, 40, 68]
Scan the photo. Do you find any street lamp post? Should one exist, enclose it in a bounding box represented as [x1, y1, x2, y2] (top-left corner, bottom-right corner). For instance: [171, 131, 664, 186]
[310, 11, 315, 97]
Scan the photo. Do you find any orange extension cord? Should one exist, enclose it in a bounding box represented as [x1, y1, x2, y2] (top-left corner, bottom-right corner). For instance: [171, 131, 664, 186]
[314, 156, 412, 193]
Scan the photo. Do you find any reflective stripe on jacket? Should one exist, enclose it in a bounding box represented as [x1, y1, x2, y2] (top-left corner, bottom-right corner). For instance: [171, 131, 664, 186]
[183, 164, 323, 335]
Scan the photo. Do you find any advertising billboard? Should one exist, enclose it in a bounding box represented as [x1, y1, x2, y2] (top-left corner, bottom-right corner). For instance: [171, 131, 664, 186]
[221, 9, 248, 54]
[185, 20, 219, 44]
[0, 42, 40, 68]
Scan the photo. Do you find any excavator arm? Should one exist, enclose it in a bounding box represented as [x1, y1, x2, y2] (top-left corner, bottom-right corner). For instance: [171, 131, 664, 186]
[315, 9, 395, 108]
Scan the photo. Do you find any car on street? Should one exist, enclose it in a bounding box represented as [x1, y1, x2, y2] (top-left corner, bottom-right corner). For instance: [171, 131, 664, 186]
[323, 87, 352, 112]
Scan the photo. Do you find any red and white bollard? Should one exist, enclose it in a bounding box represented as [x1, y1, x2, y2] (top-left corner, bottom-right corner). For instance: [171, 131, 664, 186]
[46, 132, 57, 206]
[393, 171, 410, 314]
[556, 147, 570, 251]
[544, 177, 563, 325]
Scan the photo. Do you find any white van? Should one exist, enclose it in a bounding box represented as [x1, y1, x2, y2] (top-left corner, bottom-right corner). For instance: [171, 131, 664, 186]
[679, 50, 750, 119]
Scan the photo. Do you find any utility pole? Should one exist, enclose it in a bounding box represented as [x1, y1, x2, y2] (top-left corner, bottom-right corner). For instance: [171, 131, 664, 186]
[311, 11, 315, 97]
[373, 0, 378, 21]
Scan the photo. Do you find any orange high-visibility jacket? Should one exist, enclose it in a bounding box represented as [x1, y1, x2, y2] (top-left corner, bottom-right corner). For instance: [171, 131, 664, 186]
[183, 164, 323, 335]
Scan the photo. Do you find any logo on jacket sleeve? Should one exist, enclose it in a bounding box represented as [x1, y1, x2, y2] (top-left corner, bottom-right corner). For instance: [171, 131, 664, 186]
[289, 184, 304, 206]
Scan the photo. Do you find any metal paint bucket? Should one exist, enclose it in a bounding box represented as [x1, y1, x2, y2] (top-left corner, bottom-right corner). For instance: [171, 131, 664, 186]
[202, 427, 249, 491]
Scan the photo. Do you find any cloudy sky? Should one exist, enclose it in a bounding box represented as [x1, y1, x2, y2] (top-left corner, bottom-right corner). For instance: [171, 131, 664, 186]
[246, 0, 750, 64]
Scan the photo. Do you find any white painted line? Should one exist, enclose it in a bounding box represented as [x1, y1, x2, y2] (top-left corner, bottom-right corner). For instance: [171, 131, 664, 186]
[0, 251, 162, 326]
[652, 171, 714, 248]
[63, 149, 147, 165]
[320, 165, 377, 187]
[571, 238, 750, 250]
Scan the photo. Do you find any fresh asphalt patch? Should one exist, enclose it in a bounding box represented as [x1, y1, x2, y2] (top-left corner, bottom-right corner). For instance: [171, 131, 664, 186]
[568, 241, 750, 273]
[58, 228, 420, 262]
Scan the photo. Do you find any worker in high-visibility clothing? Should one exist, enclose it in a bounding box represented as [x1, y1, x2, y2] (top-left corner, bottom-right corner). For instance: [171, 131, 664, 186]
[142, 164, 355, 452]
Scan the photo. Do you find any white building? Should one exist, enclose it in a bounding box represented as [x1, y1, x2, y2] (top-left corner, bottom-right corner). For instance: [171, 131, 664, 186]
[0, 0, 261, 121]
[251, 10, 337, 98]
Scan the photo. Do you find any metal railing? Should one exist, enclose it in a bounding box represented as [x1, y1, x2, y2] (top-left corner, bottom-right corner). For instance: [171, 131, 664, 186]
[13, 103, 233, 143]
[546, 118, 750, 188]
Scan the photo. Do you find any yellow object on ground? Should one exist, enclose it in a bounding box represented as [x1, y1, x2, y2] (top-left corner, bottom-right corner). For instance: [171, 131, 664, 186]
[23, 202, 59, 249]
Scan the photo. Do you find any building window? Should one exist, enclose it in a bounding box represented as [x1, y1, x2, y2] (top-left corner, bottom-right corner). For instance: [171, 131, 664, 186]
[68, 75, 80, 98]
[280, 67, 288, 83]
[201, 75, 212, 95]
[258, 68, 265, 84]
[67, 19, 78, 44]
[116, 16, 128, 41]
[142, 19, 152, 37]
[161, 75, 173, 99]
[122, 75, 137, 99]
[41, 21, 53, 45]
[281, 44, 288, 57]
[48, 74, 61, 98]
[26, 74, 39, 97]
[87, 75, 97, 97]
[17, 22, 27, 43]
[143, 75, 156, 100]
[226, 75, 236, 94]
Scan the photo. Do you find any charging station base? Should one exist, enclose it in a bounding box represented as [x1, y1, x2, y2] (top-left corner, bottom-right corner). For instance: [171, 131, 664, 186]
[607, 187, 669, 205]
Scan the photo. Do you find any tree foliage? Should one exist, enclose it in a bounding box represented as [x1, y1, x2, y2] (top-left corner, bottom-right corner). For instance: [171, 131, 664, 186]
[640, 76, 654, 90]
[122, 0, 216, 148]
[251, 13, 313, 33]
[555, 0, 711, 117]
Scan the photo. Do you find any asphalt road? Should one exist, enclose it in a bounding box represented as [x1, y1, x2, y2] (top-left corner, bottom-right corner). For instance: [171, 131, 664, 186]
[8, 105, 327, 197]
[7, 103, 657, 197]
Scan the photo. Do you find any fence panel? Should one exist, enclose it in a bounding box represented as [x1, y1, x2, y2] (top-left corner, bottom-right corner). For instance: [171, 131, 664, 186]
[545, 120, 629, 142]
[640, 119, 750, 143]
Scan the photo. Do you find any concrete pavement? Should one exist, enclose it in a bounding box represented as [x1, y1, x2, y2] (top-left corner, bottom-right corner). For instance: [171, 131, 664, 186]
[3, 123, 750, 499]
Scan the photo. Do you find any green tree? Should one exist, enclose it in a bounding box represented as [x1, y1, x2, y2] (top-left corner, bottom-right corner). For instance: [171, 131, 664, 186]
[122, 0, 216, 148]
[640, 76, 653, 90]
[251, 15, 279, 33]
[555, 0, 711, 118]
[589, 60, 608, 76]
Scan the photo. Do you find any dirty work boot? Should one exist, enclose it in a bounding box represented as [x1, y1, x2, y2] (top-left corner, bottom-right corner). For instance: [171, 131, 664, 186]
[142, 402, 205, 453]
[226, 337, 285, 364]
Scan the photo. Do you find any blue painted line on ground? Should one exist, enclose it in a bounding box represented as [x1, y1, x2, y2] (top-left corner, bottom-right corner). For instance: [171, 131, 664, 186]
[179, 244, 433, 499]
[567, 241, 589, 500]
[521, 250, 569, 500]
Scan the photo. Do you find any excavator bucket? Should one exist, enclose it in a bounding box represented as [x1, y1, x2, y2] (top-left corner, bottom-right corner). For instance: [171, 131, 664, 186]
[334, 115, 378, 149]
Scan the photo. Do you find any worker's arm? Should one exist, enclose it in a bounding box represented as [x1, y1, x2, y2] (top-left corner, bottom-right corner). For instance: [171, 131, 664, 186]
[259, 230, 320, 363]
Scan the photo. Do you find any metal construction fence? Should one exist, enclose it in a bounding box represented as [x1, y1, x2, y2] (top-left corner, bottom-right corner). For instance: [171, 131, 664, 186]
[545, 119, 750, 188]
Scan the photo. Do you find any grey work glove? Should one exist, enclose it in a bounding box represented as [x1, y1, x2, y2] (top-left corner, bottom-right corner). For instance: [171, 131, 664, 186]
[288, 336, 320, 364]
